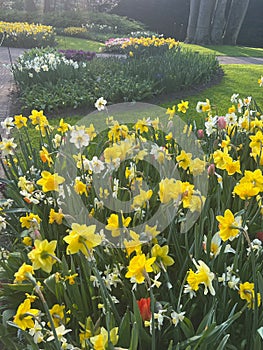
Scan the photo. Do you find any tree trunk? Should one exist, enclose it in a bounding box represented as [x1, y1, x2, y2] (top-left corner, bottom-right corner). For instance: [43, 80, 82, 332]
[24, 0, 37, 11]
[194, 0, 217, 44]
[210, 0, 229, 44]
[185, 0, 201, 43]
[44, 0, 52, 12]
[223, 0, 250, 45]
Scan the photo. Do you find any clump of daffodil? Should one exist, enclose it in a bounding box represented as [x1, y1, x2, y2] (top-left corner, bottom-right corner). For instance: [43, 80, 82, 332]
[13, 299, 40, 330]
[216, 209, 242, 241]
[28, 239, 58, 273]
[125, 253, 156, 284]
[239, 282, 261, 309]
[233, 169, 263, 200]
[63, 223, 102, 257]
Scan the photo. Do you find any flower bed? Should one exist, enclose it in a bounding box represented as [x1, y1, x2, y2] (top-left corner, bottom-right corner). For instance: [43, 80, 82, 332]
[13, 44, 219, 112]
[0, 87, 263, 348]
[59, 49, 96, 62]
[0, 21, 56, 48]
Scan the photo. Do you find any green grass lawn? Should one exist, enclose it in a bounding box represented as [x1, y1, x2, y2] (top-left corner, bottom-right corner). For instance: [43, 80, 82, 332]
[15, 63, 263, 149]
[160, 64, 263, 127]
[56, 35, 104, 52]
[55, 35, 263, 57]
[181, 43, 263, 57]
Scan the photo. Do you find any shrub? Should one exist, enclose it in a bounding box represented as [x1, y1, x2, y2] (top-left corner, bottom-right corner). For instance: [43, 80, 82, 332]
[0, 21, 56, 48]
[0, 88, 263, 349]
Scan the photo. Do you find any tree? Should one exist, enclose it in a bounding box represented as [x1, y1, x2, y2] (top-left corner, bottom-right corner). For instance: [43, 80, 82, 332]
[185, 0, 251, 45]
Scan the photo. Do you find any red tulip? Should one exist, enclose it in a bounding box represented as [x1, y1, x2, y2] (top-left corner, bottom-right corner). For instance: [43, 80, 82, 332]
[137, 297, 151, 321]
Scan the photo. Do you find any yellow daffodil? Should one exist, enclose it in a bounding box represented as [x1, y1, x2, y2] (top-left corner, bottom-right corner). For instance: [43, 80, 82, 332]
[159, 178, 182, 204]
[105, 213, 131, 237]
[90, 327, 118, 350]
[135, 118, 150, 133]
[57, 118, 70, 133]
[63, 223, 102, 256]
[13, 299, 40, 330]
[74, 178, 88, 197]
[65, 273, 78, 285]
[216, 209, 241, 241]
[49, 304, 66, 328]
[177, 100, 189, 113]
[108, 122, 129, 142]
[20, 213, 41, 229]
[125, 253, 156, 284]
[39, 146, 53, 167]
[49, 208, 64, 225]
[186, 260, 215, 295]
[124, 230, 142, 256]
[165, 105, 176, 120]
[28, 239, 58, 273]
[176, 150, 192, 170]
[131, 189, 153, 209]
[36, 171, 65, 192]
[151, 244, 174, 272]
[14, 114, 28, 129]
[239, 282, 261, 309]
[14, 263, 34, 283]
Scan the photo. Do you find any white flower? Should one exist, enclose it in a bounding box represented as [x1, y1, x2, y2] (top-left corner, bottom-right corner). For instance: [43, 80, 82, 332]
[225, 112, 237, 126]
[47, 325, 72, 342]
[205, 116, 217, 136]
[69, 129, 90, 149]
[112, 178, 119, 199]
[1, 117, 14, 134]
[41, 64, 49, 71]
[0, 137, 17, 156]
[89, 156, 105, 173]
[29, 320, 45, 344]
[230, 93, 239, 103]
[0, 216, 6, 231]
[95, 97, 107, 111]
[171, 310, 185, 327]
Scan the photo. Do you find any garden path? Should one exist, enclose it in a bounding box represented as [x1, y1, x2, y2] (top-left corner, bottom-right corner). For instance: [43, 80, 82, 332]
[0, 48, 25, 183]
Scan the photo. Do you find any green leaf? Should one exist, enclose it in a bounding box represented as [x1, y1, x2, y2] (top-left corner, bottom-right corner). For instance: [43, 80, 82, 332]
[167, 340, 173, 350]
[119, 309, 131, 347]
[217, 334, 230, 350]
[129, 321, 139, 350]
[180, 317, 195, 338]
[2, 309, 15, 327]
[257, 327, 263, 340]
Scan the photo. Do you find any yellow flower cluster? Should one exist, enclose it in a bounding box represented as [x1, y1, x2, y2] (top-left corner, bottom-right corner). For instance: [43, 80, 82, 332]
[0, 21, 53, 36]
[121, 36, 179, 50]
[63, 26, 88, 36]
[0, 21, 55, 48]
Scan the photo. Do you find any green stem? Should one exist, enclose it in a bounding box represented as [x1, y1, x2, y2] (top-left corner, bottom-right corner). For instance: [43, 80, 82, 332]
[150, 287, 156, 350]
[27, 274, 61, 350]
